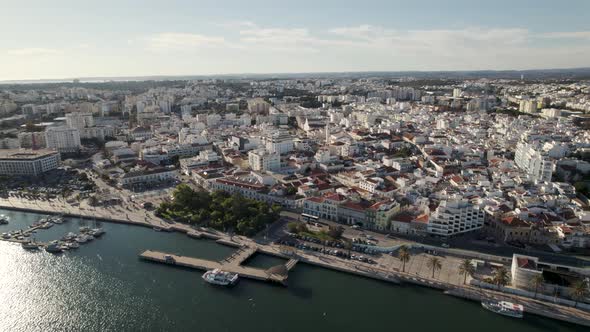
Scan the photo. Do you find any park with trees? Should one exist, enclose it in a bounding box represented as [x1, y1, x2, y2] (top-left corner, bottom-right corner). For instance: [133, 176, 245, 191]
[156, 184, 281, 236]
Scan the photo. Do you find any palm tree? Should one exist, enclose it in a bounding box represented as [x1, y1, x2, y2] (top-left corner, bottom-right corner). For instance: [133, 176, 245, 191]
[529, 274, 545, 299]
[458, 259, 475, 285]
[342, 239, 353, 258]
[492, 267, 510, 289]
[426, 256, 442, 279]
[397, 246, 411, 273]
[571, 280, 589, 308]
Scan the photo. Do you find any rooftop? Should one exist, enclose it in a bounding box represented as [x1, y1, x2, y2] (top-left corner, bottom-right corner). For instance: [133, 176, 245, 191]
[0, 149, 59, 160]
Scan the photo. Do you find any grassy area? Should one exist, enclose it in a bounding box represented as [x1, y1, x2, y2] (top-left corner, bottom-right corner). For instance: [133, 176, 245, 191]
[300, 231, 337, 242]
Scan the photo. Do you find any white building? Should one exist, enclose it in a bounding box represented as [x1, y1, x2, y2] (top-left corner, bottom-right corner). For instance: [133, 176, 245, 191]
[65, 112, 94, 129]
[514, 142, 554, 183]
[119, 168, 176, 187]
[45, 126, 81, 153]
[248, 149, 280, 171]
[0, 149, 60, 176]
[427, 199, 485, 237]
[519, 99, 537, 114]
[265, 134, 294, 155]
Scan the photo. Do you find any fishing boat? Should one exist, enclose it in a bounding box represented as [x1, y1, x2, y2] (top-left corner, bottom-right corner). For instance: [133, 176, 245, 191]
[481, 300, 524, 318]
[0, 214, 9, 225]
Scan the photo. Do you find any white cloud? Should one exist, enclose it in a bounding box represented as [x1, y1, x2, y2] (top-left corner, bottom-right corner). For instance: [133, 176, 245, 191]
[144, 33, 227, 52]
[136, 25, 590, 71]
[540, 31, 590, 39]
[6, 48, 62, 56]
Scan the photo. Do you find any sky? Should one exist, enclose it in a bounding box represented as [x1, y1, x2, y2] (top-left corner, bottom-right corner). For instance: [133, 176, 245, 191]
[1, 0, 590, 80]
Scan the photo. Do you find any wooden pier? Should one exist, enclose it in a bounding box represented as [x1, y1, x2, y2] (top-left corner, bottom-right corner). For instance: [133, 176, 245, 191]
[139, 247, 291, 286]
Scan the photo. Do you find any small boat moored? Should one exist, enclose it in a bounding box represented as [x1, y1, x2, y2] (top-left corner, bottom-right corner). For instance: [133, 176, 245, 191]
[45, 241, 63, 254]
[202, 269, 239, 286]
[0, 214, 9, 225]
[22, 241, 40, 250]
[481, 300, 524, 318]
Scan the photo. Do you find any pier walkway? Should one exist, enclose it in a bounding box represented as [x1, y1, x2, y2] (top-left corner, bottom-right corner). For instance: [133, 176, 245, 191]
[140, 248, 289, 285]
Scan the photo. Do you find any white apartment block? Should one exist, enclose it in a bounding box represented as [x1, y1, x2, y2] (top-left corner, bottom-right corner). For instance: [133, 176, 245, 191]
[514, 142, 554, 183]
[265, 136, 294, 155]
[427, 199, 485, 237]
[45, 126, 81, 153]
[65, 112, 94, 129]
[248, 149, 280, 171]
[519, 99, 537, 114]
[0, 149, 60, 176]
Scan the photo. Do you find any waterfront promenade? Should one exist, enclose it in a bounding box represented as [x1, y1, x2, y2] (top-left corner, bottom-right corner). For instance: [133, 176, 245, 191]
[1, 196, 589, 327]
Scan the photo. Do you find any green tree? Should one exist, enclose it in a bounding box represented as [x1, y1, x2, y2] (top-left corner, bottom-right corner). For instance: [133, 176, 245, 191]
[397, 246, 411, 273]
[342, 239, 353, 258]
[287, 222, 299, 233]
[492, 267, 510, 289]
[427, 256, 442, 279]
[529, 274, 545, 299]
[458, 259, 475, 285]
[327, 225, 344, 239]
[571, 280, 589, 308]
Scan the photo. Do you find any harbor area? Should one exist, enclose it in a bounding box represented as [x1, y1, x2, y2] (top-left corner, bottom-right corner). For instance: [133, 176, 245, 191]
[140, 246, 298, 286]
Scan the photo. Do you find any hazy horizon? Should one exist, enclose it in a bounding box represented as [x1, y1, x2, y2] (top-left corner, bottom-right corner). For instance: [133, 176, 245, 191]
[2, 0, 590, 81]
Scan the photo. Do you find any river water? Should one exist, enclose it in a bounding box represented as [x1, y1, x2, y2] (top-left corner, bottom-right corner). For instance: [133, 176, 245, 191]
[0, 209, 585, 332]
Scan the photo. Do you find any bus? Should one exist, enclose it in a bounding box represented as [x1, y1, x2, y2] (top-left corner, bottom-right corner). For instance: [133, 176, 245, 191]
[300, 213, 319, 223]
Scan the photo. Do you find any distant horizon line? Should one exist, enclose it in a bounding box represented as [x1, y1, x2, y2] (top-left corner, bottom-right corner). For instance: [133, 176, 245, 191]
[2, 66, 590, 84]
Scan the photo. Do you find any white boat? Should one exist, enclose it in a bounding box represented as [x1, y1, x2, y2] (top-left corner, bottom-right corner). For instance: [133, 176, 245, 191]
[62, 232, 77, 241]
[45, 241, 63, 254]
[0, 214, 9, 225]
[40, 222, 53, 229]
[90, 228, 105, 237]
[481, 300, 524, 318]
[75, 235, 89, 243]
[22, 241, 40, 250]
[202, 269, 239, 286]
[68, 242, 80, 249]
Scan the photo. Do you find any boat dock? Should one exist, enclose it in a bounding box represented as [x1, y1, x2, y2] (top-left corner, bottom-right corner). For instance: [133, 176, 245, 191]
[139, 247, 292, 286]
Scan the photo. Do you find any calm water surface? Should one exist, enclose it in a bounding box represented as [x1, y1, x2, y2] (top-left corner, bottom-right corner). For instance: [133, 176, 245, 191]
[0, 209, 585, 332]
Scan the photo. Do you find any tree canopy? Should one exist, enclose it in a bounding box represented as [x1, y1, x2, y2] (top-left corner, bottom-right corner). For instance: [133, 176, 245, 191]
[156, 184, 281, 236]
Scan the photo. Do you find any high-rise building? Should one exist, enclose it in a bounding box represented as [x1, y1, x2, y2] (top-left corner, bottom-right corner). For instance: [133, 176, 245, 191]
[45, 126, 81, 153]
[514, 142, 554, 183]
[65, 112, 94, 129]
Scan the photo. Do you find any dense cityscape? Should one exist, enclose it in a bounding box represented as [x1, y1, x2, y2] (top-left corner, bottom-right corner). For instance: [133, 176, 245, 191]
[0, 72, 589, 329]
[2, 1, 590, 331]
